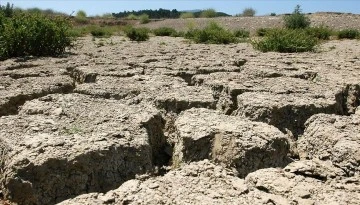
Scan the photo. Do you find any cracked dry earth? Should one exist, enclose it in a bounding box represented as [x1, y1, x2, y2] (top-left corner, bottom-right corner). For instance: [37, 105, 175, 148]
[0, 36, 360, 205]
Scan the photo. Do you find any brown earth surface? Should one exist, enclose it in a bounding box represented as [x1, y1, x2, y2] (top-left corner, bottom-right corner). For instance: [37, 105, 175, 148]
[137, 13, 360, 33]
[1, 13, 360, 205]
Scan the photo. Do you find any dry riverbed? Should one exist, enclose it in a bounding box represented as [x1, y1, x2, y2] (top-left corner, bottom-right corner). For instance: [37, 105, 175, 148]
[0, 35, 360, 204]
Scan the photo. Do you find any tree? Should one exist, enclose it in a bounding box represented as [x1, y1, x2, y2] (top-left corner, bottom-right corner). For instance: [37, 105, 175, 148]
[242, 8, 256, 17]
[284, 5, 311, 29]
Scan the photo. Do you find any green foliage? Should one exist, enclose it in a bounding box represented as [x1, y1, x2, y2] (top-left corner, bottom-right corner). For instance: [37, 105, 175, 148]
[234, 29, 250, 38]
[270, 13, 276, 16]
[125, 27, 150, 41]
[180, 12, 195, 19]
[284, 5, 311, 29]
[252, 29, 318, 53]
[200, 9, 217, 18]
[75, 10, 88, 24]
[26, 7, 42, 14]
[114, 8, 181, 19]
[90, 26, 112, 37]
[69, 25, 122, 37]
[126, 14, 138, 20]
[185, 21, 237, 44]
[337, 29, 360, 39]
[256, 28, 275, 36]
[101, 13, 114, 19]
[242, 8, 256, 17]
[153, 27, 177, 36]
[0, 2, 14, 17]
[305, 26, 333, 40]
[76, 10, 87, 18]
[0, 12, 73, 60]
[139, 13, 150, 24]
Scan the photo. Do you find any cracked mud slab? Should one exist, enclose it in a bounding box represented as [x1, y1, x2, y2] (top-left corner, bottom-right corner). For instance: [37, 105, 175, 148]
[0, 94, 166, 204]
[298, 113, 360, 176]
[173, 108, 291, 177]
[60, 159, 360, 205]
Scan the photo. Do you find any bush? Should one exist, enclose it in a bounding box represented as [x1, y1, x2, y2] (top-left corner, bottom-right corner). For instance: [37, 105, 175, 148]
[126, 14, 138, 20]
[252, 28, 318, 53]
[180, 12, 195, 19]
[242, 8, 256, 17]
[284, 5, 311, 29]
[90, 26, 112, 37]
[256, 28, 274, 36]
[185, 21, 237, 44]
[125, 27, 149, 41]
[305, 26, 333, 40]
[0, 12, 73, 60]
[75, 10, 88, 24]
[234, 29, 250, 38]
[337, 29, 359, 39]
[139, 13, 150, 24]
[200, 9, 217, 18]
[270, 13, 276, 16]
[153, 27, 177, 36]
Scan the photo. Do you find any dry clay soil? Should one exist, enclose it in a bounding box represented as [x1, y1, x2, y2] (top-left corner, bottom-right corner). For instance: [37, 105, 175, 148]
[1, 15, 360, 205]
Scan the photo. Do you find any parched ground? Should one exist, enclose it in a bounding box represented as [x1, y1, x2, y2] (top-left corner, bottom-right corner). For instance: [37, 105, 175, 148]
[1, 14, 360, 204]
[137, 12, 360, 33]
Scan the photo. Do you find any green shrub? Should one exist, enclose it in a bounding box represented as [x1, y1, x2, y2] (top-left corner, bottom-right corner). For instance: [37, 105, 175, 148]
[90, 26, 112, 37]
[75, 10, 88, 24]
[200, 9, 217, 18]
[125, 27, 149, 41]
[256, 28, 274, 36]
[305, 26, 333, 40]
[0, 12, 73, 60]
[153, 27, 177, 36]
[180, 12, 195, 19]
[252, 28, 318, 53]
[139, 13, 150, 24]
[337, 29, 359, 39]
[270, 13, 276, 16]
[242, 8, 256, 17]
[126, 14, 138, 20]
[284, 5, 310, 29]
[185, 21, 237, 44]
[234, 29, 250, 38]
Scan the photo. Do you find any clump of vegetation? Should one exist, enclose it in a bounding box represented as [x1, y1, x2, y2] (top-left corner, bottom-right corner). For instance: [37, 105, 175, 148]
[337, 29, 360, 39]
[75, 10, 88, 24]
[270, 13, 276, 16]
[305, 26, 333, 40]
[200, 9, 217, 18]
[125, 27, 150, 41]
[153, 27, 178, 36]
[180, 12, 195, 19]
[242, 8, 256, 17]
[234, 29, 250, 38]
[252, 29, 318, 53]
[185, 21, 237, 44]
[139, 13, 150, 24]
[284, 5, 311, 29]
[89, 26, 113, 37]
[256, 28, 275, 36]
[126, 14, 138, 20]
[0, 12, 73, 60]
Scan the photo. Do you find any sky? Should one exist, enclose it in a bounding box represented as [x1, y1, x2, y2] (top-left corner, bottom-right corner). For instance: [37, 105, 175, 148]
[2, 0, 359, 16]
